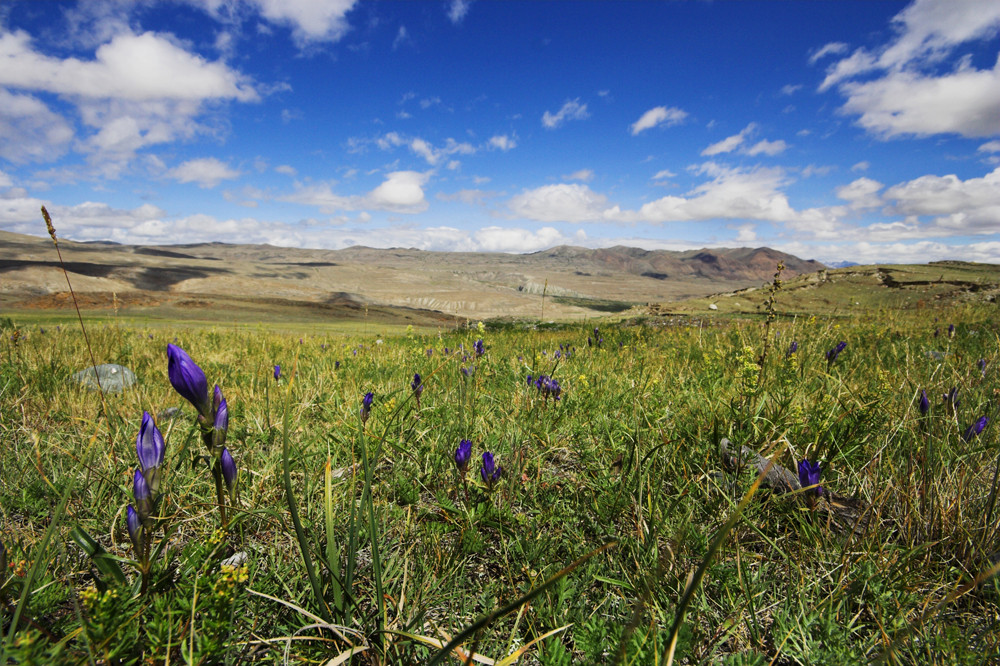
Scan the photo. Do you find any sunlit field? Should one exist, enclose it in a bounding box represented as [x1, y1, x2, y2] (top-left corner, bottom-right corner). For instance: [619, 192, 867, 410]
[1, 302, 999, 664]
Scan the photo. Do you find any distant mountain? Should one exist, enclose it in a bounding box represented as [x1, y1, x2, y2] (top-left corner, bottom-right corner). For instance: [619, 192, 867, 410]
[825, 260, 860, 269]
[0, 230, 826, 321]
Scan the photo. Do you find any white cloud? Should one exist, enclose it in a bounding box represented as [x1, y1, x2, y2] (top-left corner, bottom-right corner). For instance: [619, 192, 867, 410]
[447, 0, 471, 24]
[818, 0, 1000, 139]
[393, 25, 410, 50]
[839, 61, 1000, 138]
[563, 169, 594, 182]
[780, 84, 803, 96]
[809, 41, 850, 65]
[241, 0, 356, 47]
[437, 189, 492, 205]
[0, 29, 261, 167]
[652, 169, 676, 180]
[852, 161, 870, 172]
[0, 30, 258, 102]
[508, 183, 610, 223]
[280, 170, 430, 214]
[744, 139, 788, 157]
[836, 177, 884, 208]
[882, 166, 1000, 234]
[0, 90, 74, 163]
[275, 164, 297, 176]
[488, 134, 517, 151]
[629, 106, 687, 135]
[733, 224, 757, 243]
[542, 99, 590, 129]
[167, 157, 241, 188]
[701, 123, 757, 156]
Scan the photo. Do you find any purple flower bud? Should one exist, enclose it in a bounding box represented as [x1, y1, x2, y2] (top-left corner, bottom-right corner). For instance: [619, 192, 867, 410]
[919, 389, 930, 416]
[461, 366, 474, 377]
[480, 451, 502, 489]
[274, 365, 281, 381]
[221, 447, 237, 493]
[136, 411, 165, 472]
[474, 339, 485, 357]
[335, 361, 340, 370]
[167, 344, 210, 417]
[963, 416, 988, 442]
[133, 468, 152, 521]
[797, 459, 823, 496]
[212, 395, 228, 452]
[786, 341, 798, 358]
[411, 373, 423, 399]
[948, 323, 955, 337]
[455, 439, 472, 474]
[126, 505, 143, 554]
[360, 391, 374, 423]
[826, 341, 847, 365]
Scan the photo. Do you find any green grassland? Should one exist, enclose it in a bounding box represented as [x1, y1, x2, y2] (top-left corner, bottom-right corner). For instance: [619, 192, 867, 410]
[1, 286, 1000, 663]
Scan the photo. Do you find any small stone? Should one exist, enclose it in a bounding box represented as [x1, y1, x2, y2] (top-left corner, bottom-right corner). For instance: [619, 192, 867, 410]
[71, 364, 136, 394]
[708, 303, 718, 310]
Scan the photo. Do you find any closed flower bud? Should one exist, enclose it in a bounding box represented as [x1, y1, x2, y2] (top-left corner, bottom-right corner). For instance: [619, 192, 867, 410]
[167, 344, 210, 418]
[360, 391, 374, 424]
[136, 411, 165, 494]
[797, 459, 823, 496]
[480, 451, 502, 490]
[126, 505, 143, 555]
[221, 448, 237, 493]
[455, 439, 472, 474]
[133, 468, 153, 521]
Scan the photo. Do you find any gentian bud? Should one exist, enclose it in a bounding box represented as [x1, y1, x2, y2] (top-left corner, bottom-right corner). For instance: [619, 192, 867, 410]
[474, 339, 485, 357]
[212, 395, 228, 453]
[221, 447, 237, 493]
[797, 459, 823, 496]
[480, 451, 502, 490]
[948, 323, 955, 337]
[167, 344, 210, 418]
[919, 389, 930, 416]
[786, 341, 798, 358]
[455, 439, 472, 474]
[963, 416, 988, 442]
[411, 373, 423, 400]
[826, 341, 847, 366]
[136, 411, 165, 494]
[360, 391, 374, 424]
[133, 468, 152, 521]
[126, 505, 143, 555]
[274, 365, 281, 381]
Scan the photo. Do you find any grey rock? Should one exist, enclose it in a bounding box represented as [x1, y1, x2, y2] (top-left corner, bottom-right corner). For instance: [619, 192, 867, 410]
[71, 364, 137, 394]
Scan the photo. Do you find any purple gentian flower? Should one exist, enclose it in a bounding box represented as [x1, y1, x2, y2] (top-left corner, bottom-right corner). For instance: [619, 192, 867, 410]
[455, 439, 472, 474]
[411, 373, 424, 401]
[136, 411, 165, 493]
[274, 365, 281, 381]
[126, 505, 143, 554]
[943, 387, 960, 410]
[167, 344, 211, 417]
[474, 339, 485, 357]
[462, 366, 474, 377]
[919, 389, 930, 416]
[963, 416, 988, 442]
[133, 468, 152, 521]
[786, 341, 798, 358]
[360, 391, 374, 423]
[221, 448, 237, 493]
[797, 459, 823, 496]
[826, 341, 847, 365]
[212, 393, 228, 452]
[948, 324, 955, 337]
[480, 451, 502, 490]
[335, 361, 340, 370]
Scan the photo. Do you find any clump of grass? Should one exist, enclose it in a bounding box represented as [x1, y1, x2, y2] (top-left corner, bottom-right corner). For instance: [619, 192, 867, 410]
[1, 299, 999, 662]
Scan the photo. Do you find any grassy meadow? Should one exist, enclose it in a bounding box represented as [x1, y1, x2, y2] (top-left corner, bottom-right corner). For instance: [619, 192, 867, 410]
[1, 299, 1000, 664]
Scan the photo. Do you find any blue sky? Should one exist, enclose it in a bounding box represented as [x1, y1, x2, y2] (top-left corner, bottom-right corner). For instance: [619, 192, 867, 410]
[1, 0, 998, 264]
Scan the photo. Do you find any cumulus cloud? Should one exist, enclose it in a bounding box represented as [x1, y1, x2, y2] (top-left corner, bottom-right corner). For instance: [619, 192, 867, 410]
[809, 41, 850, 65]
[542, 99, 589, 129]
[629, 106, 687, 135]
[488, 134, 517, 151]
[167, 157, 241, 188]
[0, 29, 261, 168]
[225, 0, 356, 47]
[881, 166, 1000, 234]
[508, 184, 610, 223]
[744, 139, 788, 157]
[280, 170, 430, 214]
[836, 177, 884, 208]
[817, 0, 1000, 138]
[0, 90, 74, 163]
[275, 164, 297, 176]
